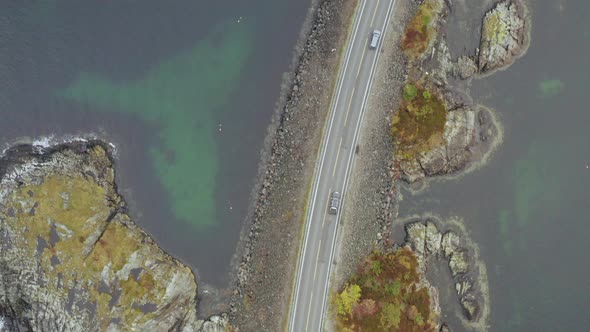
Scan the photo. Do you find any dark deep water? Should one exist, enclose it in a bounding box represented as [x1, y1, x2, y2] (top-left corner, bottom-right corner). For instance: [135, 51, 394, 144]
[399, 0, 590, 331]
[0, 1, 309, 286]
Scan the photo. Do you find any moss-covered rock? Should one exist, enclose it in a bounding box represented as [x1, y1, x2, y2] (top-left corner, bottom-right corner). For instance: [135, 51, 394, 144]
[0, 142, 199, 331]
[391, 81, 487, 183]
[391, 83, 481, 183]
[391, 84, 448, 163]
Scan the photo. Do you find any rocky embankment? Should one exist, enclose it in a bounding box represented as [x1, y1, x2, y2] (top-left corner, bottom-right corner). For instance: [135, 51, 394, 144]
[478, 0, 529, 73]
[404, 220, 486, 322]
[229, 0, 357, 330]
[0, 142, 224, 332]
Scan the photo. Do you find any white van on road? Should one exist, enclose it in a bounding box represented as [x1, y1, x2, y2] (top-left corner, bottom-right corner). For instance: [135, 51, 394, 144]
[369, 29, 381, 49]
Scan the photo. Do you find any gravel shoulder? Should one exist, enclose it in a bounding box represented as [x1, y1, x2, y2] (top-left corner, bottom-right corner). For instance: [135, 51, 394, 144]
[228, 0, 357, 331]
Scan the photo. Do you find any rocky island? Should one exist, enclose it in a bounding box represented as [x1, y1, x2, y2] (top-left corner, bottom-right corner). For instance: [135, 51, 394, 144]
[391, 0, 530, 185]
[0, 142, 228, 331]
[392, 82, 500, 184]
[404, 219, 489, 324]
[478, 0, 529, 74]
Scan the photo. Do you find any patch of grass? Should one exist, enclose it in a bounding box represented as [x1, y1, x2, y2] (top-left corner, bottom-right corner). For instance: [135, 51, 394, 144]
[333, 248, 436, 331]
[391, 83, 447, 161]
[401, 0, 443, 60]
[402, 83, 418, 102]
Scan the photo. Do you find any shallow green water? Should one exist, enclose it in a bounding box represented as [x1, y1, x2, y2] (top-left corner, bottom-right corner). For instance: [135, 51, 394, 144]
[60, 22, 254, 228]
[1, 0, 309, 284]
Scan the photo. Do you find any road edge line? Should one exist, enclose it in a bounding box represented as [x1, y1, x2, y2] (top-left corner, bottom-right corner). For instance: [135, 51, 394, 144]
[318, 0, 396, 330]
[287, 0, 367, 330]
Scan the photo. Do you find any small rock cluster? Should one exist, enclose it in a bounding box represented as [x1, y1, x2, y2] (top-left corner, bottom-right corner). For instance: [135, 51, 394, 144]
[404, 221, 482, 321]
[478, 0, 527, 73]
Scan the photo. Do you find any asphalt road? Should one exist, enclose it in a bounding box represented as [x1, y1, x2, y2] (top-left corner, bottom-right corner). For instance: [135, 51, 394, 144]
[289, 0, 395, 330]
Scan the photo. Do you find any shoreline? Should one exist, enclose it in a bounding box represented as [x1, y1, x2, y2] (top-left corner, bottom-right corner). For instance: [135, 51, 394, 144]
[330, 0, 532, 330]
[393, 214, 492, 331]
[400, 104, 505, 195]
[0, 140, 219, 331]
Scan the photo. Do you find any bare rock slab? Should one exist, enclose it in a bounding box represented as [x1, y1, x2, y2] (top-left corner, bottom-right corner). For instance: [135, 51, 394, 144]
[478, 0, 528, 73]
[0, 142, 201, 331]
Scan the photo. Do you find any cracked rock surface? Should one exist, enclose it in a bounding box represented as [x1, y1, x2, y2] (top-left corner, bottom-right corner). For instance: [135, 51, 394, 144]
[0, 142, 203, 331]
[399, 106, 477, 183]
[478, 0, 527, 73]
[404, 220, 483, 322]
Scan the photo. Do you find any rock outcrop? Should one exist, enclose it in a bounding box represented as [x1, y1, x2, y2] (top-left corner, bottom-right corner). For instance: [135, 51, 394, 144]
[398, 106, 477, 183]
[196, 313, 231, 332]
[404, 220, 483, 322]
[478, 0, 528, 73]
[454, 55, 478, 80]
[0, 142, 203, 331]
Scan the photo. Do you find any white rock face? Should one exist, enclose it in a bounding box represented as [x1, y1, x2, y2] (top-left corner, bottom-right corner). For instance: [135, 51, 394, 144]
[196, 314, 231, 332]
[478, 0, 527, 72]
[441, 231, 461, 257]
[425, 222, 443, 254]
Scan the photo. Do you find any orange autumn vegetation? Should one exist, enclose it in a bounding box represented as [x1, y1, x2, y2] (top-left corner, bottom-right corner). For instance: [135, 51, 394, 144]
[391, 83, 447, 161]
[334, 247, 437, 332]
[401, 0, 443, 60]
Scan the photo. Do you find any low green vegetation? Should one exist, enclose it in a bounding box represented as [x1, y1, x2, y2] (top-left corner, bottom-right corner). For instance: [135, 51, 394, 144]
[482, 10, 508, 43]
[538, 79, 565, 98]
[391, 83, 447, 161]
[402, 83, 418, 101]
[334, 248, 436, 331]
[401, 0, 443, 60]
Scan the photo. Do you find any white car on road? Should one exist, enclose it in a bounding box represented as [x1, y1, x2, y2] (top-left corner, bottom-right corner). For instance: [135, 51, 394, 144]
[369, 29, 381, 49]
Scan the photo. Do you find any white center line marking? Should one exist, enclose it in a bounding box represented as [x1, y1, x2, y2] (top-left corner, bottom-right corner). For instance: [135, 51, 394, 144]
[370, 0, 381, 26]
[313, 239, 322, 280]
[316, 1, 396, 331]
[344, 87, 355, 126]
[356, 49, 366, 78]
[332, 138, 343, 177]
